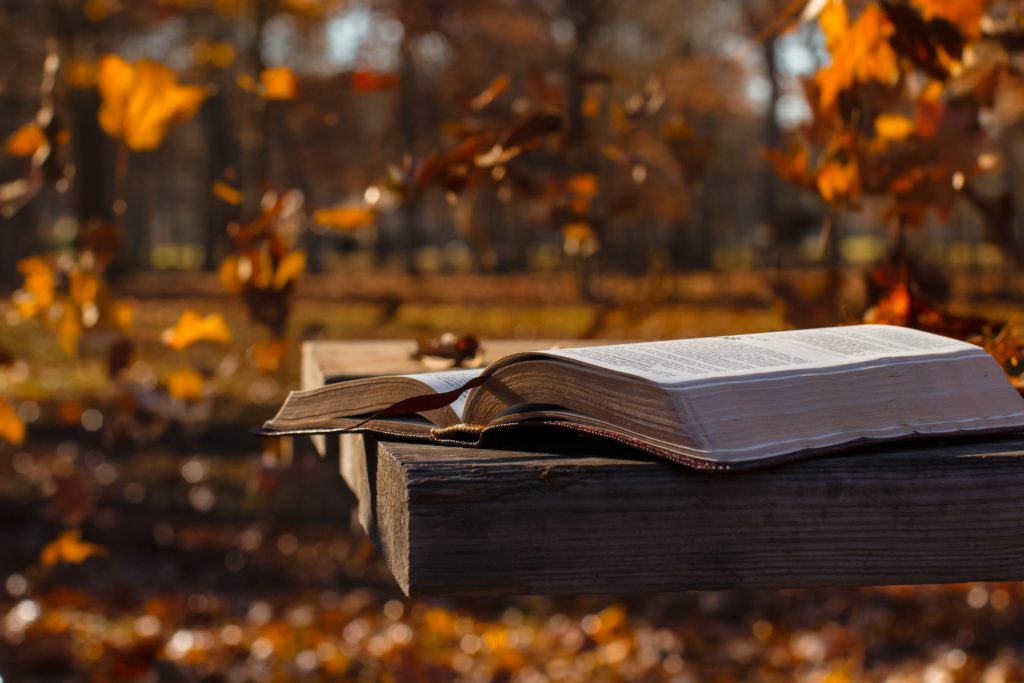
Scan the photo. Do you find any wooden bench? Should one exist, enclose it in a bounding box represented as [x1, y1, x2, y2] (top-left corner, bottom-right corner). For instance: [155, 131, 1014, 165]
[304, 340, 1024, 597]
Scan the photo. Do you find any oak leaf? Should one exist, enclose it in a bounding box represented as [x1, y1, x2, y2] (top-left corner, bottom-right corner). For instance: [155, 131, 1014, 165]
[161, 310, 232, 350]
[98, 55, 206, 151]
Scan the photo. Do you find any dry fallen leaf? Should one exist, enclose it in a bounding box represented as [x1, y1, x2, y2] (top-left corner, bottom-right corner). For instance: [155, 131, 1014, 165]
[5, 122, 46, 157]
[161, 310, 232, 350]
[313, 206, 376, 231]
[97, 54, 206, 151]
[40, 529, 107, 567]
[273, 250, 306, 289]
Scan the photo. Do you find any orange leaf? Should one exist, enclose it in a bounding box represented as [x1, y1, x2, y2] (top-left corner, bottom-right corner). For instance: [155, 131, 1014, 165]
[98, 55, 206, 151]
[273, 250, 306, 289]
[57, 301, 83, 355]
[218, 255, 245, 294]
[12, 257, 56, 319]
[815, 2, 899, 108]
[313, 206, 376, 231]
[249, 339, 287, 373]
[816, 159, 859, 203]
[213, 180, 243, 205]
[912, 0, 984, 38]
[567, 173, 599, 198]
[5, 123, 46, 157]
[166, 368, 204, 401]
[875, 114, 916, 141]
[261, 66, 298, 100]
[40, 529, 107, 567]
[471, 73, 510, 111]
[161, 310, 232, 350]
[0, 396, 25, 446]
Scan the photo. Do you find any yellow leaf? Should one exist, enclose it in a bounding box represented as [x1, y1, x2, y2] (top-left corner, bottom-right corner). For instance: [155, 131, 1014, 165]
[273, 250, 306, 289]
[161, 310, 232, 350]
[313, 206, 376, 231]
[249, 339, 288, 373]
[875, 114, 916, 141]
[0, 396, 25, 446]
[166, 368, 204, 401]
[12, 257, 56, 319]
[218, 255, 244, 294]
[261, 66, 298, 100]
[816, 159, 860, 203]
[112, 301, 133, 332]
[815, 3, 899, 109]
[563, 221, 595, 243]
[912, 0, 985, 38]
[213, 180, 243, 205]
[97, 55, 206, 151]
[5, 123, 46, 157]
[40, 529, 107, 567]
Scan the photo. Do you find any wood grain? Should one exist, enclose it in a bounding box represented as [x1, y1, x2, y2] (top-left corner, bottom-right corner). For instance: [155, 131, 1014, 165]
[349, 436, 1024, 596]
[304, 340, 1024, 596]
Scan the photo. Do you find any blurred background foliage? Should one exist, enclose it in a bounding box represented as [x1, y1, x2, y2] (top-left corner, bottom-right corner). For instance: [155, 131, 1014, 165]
[6, 0, 1024, 681]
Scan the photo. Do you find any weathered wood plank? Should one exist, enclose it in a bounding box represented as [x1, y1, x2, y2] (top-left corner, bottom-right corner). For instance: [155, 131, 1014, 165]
[350, 436, 1024, 596]
[303, 340, 1024, 596]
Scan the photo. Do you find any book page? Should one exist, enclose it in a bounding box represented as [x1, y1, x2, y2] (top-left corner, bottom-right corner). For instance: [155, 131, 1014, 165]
[543, 325, 979, 385]
[401, 368, 483, 419]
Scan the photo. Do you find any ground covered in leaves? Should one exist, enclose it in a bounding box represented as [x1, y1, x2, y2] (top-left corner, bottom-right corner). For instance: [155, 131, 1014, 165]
[3, 436, 1024, 683]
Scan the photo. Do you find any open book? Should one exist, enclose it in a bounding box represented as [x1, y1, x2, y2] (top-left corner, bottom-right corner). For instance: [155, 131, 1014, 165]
[262, 325, 1024, 469]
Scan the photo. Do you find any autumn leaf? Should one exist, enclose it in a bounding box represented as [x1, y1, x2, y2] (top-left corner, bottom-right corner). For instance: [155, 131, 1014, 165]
[567, 173, 599, 198]
[166, 368, 204, 401]
[815, 2, 899, 108]
[261, 66, 298, 100]
[248, 339, 288, 373]
[5, 122, 46, 157]
[313, 206, 376, 231]
[273, 250, 306, 289]
[816, 159, 859, 202]
[471, 74, 510, 111]
[12, 257, 56, 319]
[40, 529, 107, 567]
[912, 0, 984, 38]
[213, 180, 243, 205]
[0, 396, 25, 446]
[97, 55, 206, 151]
[218, 255, 245, 294]
[875, 113, 917, 141]
[161, 310, 232, 350]
[57, 300, 84, 354]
